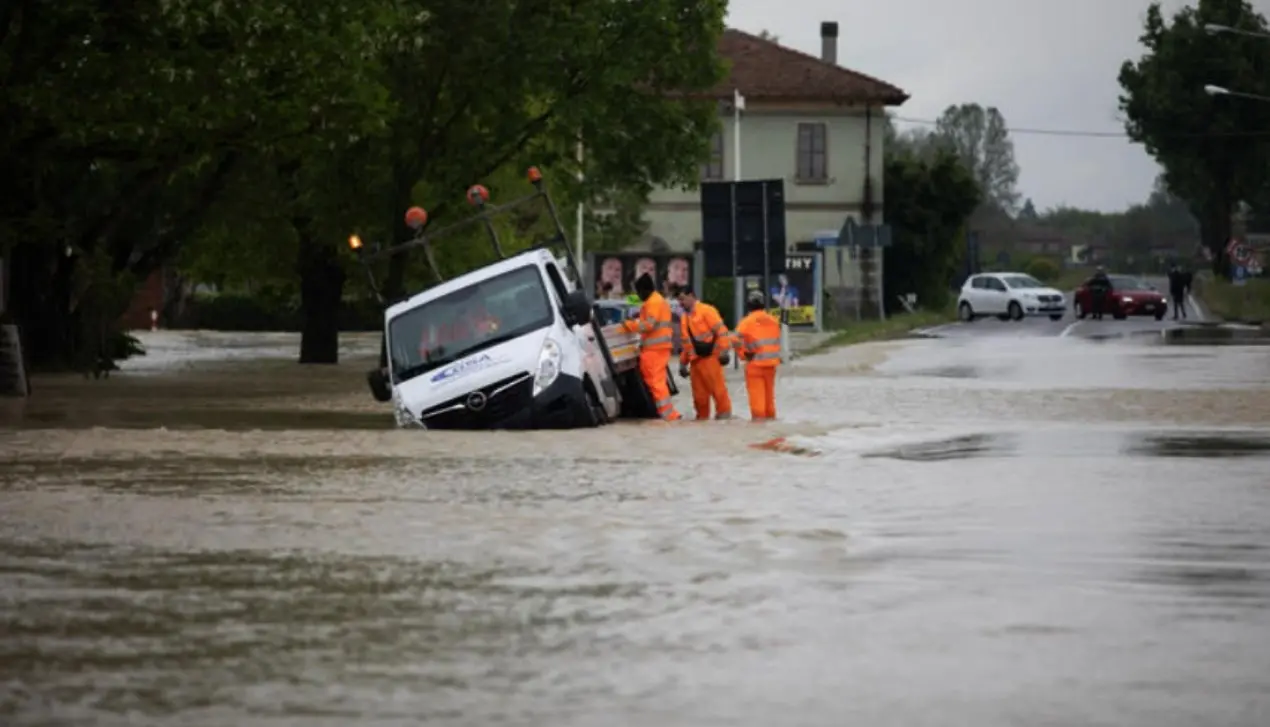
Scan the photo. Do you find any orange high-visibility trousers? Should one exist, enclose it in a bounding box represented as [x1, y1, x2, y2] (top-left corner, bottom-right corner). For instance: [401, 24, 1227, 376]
[639, 349, 681, 421]
[744, 365, 777, 419]
[689, 357, 732, 420]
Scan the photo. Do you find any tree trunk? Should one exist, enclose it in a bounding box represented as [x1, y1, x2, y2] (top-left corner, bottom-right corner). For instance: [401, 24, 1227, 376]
[381, 178, 419, 303]
[1201, 196, 1234, 278]
[297, 235, 346, 364]
[376, 173, 419, 369]
[8, 242, 79, 371]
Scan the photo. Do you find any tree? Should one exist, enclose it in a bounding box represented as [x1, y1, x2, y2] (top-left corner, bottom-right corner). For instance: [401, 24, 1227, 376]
[883, 146, 983, 312]
[2, 0, 390, 369]
[318, 0, 728, 365]
[934, 103, 1021, 213]
[1118, 0, 1270, 275]
[1018, 198, 1039, 221]
[889, 126, 948, 162]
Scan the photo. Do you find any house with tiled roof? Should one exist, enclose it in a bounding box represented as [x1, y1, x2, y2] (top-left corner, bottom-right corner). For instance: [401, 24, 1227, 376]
[641, 23, 908, 258]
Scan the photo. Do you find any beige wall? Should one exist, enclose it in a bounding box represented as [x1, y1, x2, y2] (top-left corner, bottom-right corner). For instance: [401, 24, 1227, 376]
[641, 103, 887, 253]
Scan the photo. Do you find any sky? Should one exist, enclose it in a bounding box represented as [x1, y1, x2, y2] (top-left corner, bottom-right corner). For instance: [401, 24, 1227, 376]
[725, 0, 1209, 213]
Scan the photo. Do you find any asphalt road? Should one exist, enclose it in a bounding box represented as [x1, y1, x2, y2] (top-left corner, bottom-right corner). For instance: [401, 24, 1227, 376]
[917, 279, 1207, 341]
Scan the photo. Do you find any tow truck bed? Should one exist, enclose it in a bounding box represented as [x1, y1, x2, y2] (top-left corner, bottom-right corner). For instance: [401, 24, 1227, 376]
[601, 325, 640, 373]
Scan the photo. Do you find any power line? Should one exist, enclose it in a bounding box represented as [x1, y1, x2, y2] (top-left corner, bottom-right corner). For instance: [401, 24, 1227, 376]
[890, 115, 1270, 139]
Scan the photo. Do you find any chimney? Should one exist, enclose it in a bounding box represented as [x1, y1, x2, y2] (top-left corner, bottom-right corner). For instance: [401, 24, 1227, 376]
[820, 21, 838, 65]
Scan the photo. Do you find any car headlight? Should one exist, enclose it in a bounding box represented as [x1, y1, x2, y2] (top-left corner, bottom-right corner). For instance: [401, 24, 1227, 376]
[533, 339, 561, 395]
[393, 396, 425, 429]
[1122, 296, 1133, 303]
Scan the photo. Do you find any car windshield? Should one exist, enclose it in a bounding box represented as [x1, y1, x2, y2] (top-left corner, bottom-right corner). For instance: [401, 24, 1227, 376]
[1001, 275, 1044, 289]
[1110, 276, 1151, 291]
[387, 265, 554, 384]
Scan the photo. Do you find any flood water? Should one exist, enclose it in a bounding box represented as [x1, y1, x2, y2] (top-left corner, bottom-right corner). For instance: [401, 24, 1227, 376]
[2, 331, 1269, 726]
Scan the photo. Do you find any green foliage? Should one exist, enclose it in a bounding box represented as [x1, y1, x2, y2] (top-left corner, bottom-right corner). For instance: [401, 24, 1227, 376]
[3, 0, 393, 368]
[1033, 175, 1200, 269]
[4, 0, 728, 361]
[703, 277, 736, 323]
[107, 331, 146, 362]
[1024, 257, 1060, 282]
[882, 147, 983, 314]
[586, 188, 652, 252]
[1118, 0, 1270, 271]
[1194, 277, 1270, 322]
[933, 104, 1020, 213]
[372, 0, 727, 266]
[174, 0, 728, 350]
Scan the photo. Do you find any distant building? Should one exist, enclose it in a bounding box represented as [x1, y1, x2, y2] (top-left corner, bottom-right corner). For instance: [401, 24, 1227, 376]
[119, 268, 166, 330]
[640, 25, 908, 254]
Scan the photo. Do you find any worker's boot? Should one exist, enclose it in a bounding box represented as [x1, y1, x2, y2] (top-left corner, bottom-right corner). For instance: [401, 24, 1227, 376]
[715, 412, 733, 420]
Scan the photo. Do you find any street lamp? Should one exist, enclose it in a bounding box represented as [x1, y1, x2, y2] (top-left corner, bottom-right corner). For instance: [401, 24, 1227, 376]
[1204, 23, 1270, 40]
[1204, 84, 1270, 103]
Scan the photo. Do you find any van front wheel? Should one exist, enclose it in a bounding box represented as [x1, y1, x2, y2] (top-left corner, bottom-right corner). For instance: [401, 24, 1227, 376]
[582, 382, 606, 427]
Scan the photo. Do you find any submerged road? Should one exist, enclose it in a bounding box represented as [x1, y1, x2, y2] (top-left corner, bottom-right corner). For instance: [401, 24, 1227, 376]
[2, 330, 1269, 726]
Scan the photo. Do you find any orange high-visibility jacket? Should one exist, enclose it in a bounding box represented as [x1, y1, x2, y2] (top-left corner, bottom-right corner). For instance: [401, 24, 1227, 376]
[679, 302, 732, 364]
[619, 291, 675, 352]
[734, 310, 782, 367]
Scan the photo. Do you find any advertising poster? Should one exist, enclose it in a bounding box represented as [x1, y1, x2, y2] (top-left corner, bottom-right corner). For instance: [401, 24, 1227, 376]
[590, 252, 695, 305]
[743, 253, 817, 328]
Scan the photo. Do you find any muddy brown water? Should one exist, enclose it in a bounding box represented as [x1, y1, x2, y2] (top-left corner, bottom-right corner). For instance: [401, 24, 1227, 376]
[2, 331, 1269, 726]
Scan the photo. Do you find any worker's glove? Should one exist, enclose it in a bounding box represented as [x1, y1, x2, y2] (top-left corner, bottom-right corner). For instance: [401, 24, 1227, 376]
[678, 363, 690, 379]
[717, 350, 731, 366]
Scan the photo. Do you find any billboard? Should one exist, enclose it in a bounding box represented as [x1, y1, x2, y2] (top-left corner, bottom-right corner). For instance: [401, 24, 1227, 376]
[589, 252, 695, 302]
[743, 252, 819, 329]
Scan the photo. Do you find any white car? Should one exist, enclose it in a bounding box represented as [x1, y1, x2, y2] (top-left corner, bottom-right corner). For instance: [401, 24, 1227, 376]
[957, 272, 1066, 322]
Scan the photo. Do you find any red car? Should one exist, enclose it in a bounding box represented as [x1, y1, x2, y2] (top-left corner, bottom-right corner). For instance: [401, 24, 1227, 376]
[1073, 275, 1169, 320]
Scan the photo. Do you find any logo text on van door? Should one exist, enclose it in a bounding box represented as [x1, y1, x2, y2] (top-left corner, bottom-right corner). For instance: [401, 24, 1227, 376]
[430, 353, 508, 384]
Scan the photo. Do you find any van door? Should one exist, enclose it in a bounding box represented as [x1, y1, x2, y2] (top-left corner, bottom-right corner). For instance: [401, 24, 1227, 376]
[543, 261, 620, 417]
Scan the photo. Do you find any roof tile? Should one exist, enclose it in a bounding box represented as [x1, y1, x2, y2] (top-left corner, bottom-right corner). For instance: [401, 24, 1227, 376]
[711, 29, 908, 105]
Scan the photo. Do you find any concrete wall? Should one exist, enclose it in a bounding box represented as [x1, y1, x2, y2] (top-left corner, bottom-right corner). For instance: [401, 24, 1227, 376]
[641, 104, 886, 253]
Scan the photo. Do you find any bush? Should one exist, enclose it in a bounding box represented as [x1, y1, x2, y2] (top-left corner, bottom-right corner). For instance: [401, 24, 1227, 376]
[1194, 277, 1270, 323]
[1024, 257, 1061, 282]
[177, 293, 382, 332]
[703, 277, 736, 323]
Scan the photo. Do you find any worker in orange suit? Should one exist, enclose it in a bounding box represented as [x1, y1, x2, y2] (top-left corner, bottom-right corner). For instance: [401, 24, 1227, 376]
[675, 285, 733, 420]
[619, 273, 681, 421]
[733, 291, 783, 420]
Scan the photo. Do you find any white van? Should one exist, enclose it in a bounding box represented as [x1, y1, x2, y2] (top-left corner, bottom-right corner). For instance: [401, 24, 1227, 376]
[358, 167, 678, 429]
[381, 248, 641, 429]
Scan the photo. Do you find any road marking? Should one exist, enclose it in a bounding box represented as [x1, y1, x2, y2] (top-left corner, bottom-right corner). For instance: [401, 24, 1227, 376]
[1187, 292, 1205, 322]
[1059, 321, 1083, 338]
[912, 324, 958, 338]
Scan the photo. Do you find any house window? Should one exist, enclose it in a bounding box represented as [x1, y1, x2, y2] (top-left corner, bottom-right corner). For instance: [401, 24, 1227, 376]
[701, 131, 724, 181]
[796, 122, 827, 182]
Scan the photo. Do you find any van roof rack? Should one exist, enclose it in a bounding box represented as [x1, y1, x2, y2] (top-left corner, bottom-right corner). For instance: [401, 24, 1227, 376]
[348, 166, 582, 304]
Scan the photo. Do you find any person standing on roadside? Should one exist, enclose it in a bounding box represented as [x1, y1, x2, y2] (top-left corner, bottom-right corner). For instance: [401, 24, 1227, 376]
[675, 286, 733, 421]
[1168, 264, 1192, 320]
[733, 292, 782, 420]
[1088, 266, 1112, 320]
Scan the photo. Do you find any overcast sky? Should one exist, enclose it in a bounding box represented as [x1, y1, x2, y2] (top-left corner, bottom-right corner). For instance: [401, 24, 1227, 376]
[727, 0, 1203, 213]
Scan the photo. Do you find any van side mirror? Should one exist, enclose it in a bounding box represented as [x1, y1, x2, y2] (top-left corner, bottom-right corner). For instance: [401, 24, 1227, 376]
[366, 367, 392, 402]
[563, 290, 592, 325]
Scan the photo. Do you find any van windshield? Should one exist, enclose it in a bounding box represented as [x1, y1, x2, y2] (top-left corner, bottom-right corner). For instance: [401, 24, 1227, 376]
[387, 265, 554, 384]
